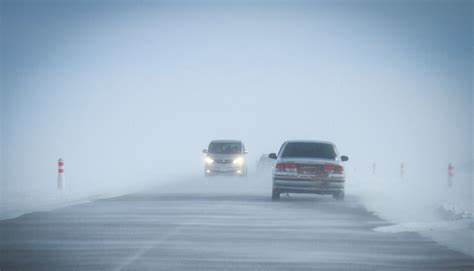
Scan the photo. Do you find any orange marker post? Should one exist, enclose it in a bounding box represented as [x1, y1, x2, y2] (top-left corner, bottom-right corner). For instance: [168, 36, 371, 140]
[447, 163, 454, 188]
[57, 158, 65, 190]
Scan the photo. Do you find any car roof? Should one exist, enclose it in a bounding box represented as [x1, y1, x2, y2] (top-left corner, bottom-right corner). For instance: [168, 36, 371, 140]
[284, 140, 335, 145]
[210, 140, 242, 144]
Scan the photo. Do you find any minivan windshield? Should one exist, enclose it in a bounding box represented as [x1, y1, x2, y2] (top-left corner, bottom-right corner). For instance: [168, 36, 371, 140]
[208, 142, 242, 154]
[281, 142, 336, 159]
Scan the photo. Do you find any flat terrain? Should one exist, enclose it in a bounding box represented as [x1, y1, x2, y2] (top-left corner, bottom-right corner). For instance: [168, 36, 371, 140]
[1, 176, 473, 270]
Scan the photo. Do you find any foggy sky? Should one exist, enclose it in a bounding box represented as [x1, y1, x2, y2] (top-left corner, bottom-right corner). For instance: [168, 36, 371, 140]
[0, 0, 472, 214]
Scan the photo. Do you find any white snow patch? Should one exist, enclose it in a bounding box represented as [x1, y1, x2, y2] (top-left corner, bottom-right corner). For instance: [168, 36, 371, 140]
[347, 170, 473, 257]
[374, 220, 472, 233]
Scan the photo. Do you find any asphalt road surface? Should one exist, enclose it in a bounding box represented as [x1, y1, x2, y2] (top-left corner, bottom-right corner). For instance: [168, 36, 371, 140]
[1, 176, 473, 271]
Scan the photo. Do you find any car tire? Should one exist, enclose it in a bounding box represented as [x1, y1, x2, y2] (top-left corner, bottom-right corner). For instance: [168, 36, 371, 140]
[333, 191, 345, 201]
[272, 188, 280, 201]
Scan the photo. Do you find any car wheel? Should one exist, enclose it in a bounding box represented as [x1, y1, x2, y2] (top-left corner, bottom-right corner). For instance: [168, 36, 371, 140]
[272, 188, 280, 201]
[333, 191, 345, 201]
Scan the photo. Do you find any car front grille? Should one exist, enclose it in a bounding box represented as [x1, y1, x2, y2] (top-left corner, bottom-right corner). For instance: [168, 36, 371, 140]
[215, 159, 233, 164]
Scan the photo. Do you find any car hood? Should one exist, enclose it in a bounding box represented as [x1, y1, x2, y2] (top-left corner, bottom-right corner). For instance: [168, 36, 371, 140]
[206, 153, 243, 160]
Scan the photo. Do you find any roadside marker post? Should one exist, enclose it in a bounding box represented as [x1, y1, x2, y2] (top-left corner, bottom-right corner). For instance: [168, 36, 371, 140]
[400, 162, 405, 181]
[447, 163, 454, 188]
[57, 158, 64, 190]
[372, 162, 376, 175]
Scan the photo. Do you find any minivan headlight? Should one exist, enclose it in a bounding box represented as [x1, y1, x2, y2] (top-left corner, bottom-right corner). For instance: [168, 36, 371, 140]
[204, 156, 214, 164]
[233, 156, 245, 166]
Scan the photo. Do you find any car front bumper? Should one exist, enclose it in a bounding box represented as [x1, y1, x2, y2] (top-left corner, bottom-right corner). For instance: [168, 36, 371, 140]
[205, 164, 245, 175]
[273, 177, 344, 194]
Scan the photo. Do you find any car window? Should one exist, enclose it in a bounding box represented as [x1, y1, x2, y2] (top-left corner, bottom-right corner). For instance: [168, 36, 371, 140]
[281, 142, 336, 159]
[277, 143, 286, 156]
[208, 142, 242, 154]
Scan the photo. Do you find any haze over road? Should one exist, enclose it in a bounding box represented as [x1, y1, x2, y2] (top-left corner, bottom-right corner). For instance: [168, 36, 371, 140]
[1, 176, 473, 271]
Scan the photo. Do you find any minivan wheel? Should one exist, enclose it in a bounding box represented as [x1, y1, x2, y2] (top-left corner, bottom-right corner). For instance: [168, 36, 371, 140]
[333, 191, 345, 201]
[272, 189, 280, 201]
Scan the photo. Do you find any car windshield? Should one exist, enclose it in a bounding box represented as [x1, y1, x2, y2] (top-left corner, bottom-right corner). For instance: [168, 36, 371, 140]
[281, 142, 336, 159]
[208, 142, 242, 154]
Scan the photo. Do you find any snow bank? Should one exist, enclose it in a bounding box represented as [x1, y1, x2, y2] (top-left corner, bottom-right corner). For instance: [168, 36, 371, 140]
[348, 166, 473, 257]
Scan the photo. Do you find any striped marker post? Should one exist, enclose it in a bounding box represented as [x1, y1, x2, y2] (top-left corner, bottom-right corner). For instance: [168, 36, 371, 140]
[57, 158, 64, 190]
[447, 163, 454, 188]
[400, 162, 405, 180]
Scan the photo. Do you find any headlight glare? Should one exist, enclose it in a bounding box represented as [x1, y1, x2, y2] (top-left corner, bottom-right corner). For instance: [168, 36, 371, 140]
[233, 157, 245, 166]
[204, 156, 214, 164]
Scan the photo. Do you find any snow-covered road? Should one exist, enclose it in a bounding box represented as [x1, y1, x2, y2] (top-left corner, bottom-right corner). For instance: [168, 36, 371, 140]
[1, 176, 472, 270]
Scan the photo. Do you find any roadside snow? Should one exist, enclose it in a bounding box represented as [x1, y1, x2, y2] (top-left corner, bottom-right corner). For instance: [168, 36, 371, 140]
[374, 220, 471, 233]
[348, 172, 473, 257]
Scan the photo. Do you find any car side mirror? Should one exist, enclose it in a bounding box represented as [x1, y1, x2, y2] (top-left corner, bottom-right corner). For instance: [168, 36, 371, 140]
[268, 153, 277, 160]
[341, 155, 349, 162]
[202, 149, 208, 154]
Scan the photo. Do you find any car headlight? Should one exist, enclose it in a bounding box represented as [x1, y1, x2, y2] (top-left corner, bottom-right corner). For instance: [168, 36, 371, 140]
[204, 156, 214, 164]
[233, 156, 245, 166]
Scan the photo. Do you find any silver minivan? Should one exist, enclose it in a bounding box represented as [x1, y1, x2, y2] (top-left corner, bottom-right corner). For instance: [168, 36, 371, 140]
[202, 140, 248, 177]
[268, 140, 348, 200]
